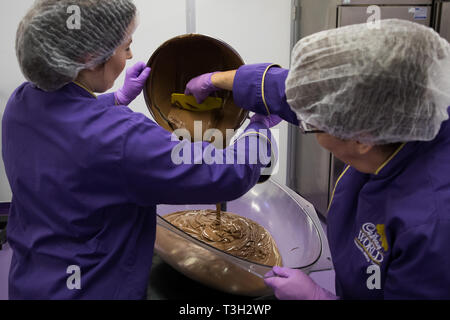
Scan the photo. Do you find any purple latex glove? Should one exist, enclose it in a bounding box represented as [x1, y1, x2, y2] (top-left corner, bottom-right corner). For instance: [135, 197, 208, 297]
[264, 266, 338, 300]
[115, 62, 151, 105]
[184, 72, 221, 104]
[250, 113, 283, 128]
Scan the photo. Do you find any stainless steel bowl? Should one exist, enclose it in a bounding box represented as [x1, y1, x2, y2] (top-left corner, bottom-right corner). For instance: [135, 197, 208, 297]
[155, 179, 326, 297]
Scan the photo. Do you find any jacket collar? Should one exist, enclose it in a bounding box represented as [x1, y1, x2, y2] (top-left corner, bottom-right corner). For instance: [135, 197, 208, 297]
[373, 116, 450, 179]
[70, 82, 97, 99]
[372, 141, 418, 178]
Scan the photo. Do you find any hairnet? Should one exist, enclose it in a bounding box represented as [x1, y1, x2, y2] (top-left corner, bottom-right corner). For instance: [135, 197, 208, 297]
[16, 0, 137, 92]
[286, 19, 450, 145]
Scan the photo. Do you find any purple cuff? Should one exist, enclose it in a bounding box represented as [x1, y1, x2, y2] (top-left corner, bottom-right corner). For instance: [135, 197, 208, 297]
[233, 63, 273, 115]
[233, 64, 299, 126]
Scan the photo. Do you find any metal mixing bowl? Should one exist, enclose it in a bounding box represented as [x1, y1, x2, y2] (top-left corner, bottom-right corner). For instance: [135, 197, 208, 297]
[143, 34, 249, 149]
[155, 179, 324, 297]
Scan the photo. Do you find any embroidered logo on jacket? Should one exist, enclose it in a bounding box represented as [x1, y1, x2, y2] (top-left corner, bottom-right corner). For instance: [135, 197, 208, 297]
[354, 223, 388, 265]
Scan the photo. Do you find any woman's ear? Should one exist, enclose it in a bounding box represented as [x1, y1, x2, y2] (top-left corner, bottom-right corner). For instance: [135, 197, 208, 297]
[355, 140, 374, 155]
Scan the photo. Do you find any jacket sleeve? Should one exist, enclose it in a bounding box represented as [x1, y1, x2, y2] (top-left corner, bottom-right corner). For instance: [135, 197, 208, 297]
[384, 221, 450, 299]
[233, 63, 299, 126]
[120, 113, 277, 206]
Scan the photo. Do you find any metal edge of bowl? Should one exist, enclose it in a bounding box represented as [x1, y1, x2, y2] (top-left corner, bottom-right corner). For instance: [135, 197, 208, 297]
[143, 33, 250, 133]
[268, 179, 323, 271]
[155, 178, 323, 271]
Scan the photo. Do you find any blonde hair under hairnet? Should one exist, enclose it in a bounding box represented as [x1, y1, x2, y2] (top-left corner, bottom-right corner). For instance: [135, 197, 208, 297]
[16, 0, 137, 92]
[286, 19, 450, 145]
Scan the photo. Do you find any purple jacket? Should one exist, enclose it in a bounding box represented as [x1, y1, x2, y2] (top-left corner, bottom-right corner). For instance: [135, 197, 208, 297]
[234, 63, 450, 299]
[2, 82, 274, 299]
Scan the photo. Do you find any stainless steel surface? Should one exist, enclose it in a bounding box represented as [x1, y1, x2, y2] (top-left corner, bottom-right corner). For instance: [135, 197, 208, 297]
[338, 5, 431, 27]
[291, 134, 332, 216]
[288, 0, 339, 219]
[154, 179, 331, 297]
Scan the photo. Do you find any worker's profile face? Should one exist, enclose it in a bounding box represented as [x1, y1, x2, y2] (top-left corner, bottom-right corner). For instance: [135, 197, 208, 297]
[89, 18, 136, 92]
[315, 132, 367, 167]
[102, 37, 134, 90]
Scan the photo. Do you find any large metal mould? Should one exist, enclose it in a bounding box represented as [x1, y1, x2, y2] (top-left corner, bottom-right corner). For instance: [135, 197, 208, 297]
[144, 34, 249, 149]
[155, 179, 332, 297]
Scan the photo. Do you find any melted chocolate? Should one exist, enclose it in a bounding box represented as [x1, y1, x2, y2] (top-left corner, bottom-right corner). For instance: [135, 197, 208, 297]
[164, 209, 283, 266]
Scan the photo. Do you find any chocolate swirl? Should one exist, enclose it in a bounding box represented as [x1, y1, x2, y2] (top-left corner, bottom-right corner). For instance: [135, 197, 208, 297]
[164, 209, 282, 266]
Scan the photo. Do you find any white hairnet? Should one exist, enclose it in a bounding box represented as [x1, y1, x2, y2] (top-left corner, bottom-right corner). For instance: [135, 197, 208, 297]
[286, 19, 450, 145]
[16, 0, 137, 92]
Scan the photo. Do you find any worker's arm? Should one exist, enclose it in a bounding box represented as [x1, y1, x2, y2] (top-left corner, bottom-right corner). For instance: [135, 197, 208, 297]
[211, 70, 236, 91]
[120, 112, 277, 206]
[232, 64, 298, 125]
[186, 64, 299, 126]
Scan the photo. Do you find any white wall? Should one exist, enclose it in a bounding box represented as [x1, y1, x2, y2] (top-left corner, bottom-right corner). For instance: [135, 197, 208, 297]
[0, 0, 34, 202]
[0, 0, 292, 202]
[195, 0, 292, 185]
[108, 0, 187, 118]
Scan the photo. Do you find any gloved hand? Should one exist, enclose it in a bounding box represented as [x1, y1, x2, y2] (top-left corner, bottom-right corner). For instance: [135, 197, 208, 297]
[264, 266, 338, 300]
[115, 62, 151, 105]
[185, 72, 221, 104]
[250, 113, 283, 128]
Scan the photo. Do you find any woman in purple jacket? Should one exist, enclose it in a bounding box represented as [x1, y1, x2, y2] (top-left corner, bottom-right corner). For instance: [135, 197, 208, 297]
[2, 0, 278, 299]
[186, 19, 450, 299]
